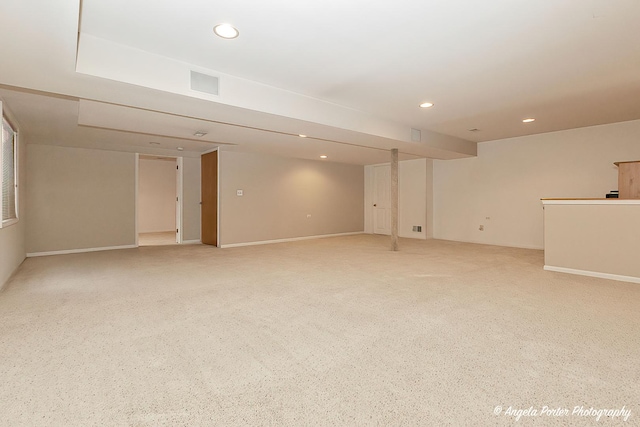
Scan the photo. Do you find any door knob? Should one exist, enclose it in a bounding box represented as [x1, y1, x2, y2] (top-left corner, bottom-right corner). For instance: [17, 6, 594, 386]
[373, 204, 377, 207]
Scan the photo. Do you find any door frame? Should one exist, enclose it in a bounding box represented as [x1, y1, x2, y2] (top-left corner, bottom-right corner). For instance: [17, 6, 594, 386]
[135, 153, 139, 247]
[176, 157, 184, 244]
[134, 153, 183, 246]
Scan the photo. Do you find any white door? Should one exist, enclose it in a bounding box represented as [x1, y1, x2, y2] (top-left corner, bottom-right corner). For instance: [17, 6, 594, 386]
[373, 165, 391, 235]
[175, 158, 183, 244]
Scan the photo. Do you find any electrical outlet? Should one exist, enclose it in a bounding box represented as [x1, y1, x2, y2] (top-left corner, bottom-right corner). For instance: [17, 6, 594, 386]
[236, 189, 243, 196]
[479, 225, 484, 231]
[412, 226, 422, 232]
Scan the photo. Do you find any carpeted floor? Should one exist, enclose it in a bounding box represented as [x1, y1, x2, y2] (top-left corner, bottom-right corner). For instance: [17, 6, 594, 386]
[0, 235, 638, 426]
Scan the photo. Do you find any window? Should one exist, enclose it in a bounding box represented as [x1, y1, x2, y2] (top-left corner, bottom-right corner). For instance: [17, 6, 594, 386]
[1, 102, 18, 228]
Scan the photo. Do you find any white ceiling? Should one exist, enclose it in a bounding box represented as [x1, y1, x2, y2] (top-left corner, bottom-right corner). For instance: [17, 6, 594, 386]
[1, 0, 640, 164]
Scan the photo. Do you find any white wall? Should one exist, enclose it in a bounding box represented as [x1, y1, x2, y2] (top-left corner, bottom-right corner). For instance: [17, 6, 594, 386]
[0, 113, 26, 290]
[364, 159, 432, 239]
[26, 145, 136, 254]
[138, 158, 176, 233]
[426, 159, 434, 239]
[433, 119, 640, 249]
[219, 151, 363, 246]
[399, 159, 427, 239]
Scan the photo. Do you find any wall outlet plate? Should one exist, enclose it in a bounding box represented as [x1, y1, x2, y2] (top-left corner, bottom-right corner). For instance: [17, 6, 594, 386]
[236, 189, 243, 196]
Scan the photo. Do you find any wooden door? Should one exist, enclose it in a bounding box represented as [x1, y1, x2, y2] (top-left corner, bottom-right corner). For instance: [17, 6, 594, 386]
[201, 151, 218, 245]
[616, 161, 640, 199]
[373, 165, 391, 235]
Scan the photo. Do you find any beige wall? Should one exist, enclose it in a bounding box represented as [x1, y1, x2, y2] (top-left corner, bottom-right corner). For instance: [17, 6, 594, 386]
[433, 119, 640, 249]
[364, 159, 432, 239]
[182, 156, 201, 242]
[543, 202, 640, 280]
[0, 117, 27, 289]
[219, 151, 363, 246]
[26, 145, 136, 254]
[138, 158, 176, 233]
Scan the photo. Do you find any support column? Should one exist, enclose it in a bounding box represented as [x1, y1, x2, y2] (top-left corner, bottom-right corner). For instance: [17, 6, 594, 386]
[391, 148, 399, 251]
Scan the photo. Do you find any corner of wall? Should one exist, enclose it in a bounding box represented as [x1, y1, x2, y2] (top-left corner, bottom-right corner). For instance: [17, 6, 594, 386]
[431, 119, 640, 248]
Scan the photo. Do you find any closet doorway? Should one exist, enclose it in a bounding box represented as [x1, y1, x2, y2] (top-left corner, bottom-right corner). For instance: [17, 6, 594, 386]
[137, 155, 180, 246]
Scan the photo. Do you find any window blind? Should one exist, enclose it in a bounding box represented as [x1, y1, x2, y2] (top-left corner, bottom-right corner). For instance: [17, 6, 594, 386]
[2, 117, 16, 222]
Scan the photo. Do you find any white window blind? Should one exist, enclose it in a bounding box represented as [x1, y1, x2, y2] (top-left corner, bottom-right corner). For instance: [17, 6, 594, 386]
[2, 116, 17, 222]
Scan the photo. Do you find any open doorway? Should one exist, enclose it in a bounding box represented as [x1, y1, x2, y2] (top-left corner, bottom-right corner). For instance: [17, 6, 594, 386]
[137, 155, 180, 246]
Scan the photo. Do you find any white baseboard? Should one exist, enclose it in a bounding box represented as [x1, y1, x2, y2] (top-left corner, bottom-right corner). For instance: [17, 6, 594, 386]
[432, 236, 543, 250]
[181, 240, 201, 245]
[220, 231, 364, 248]
[27, 245, 137, 258]
[544, 265, 640, 284]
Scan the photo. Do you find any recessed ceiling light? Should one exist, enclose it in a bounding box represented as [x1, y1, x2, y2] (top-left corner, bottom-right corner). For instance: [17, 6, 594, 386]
[320, 155, 328, 159]
[213, 23, 239, 39]
[522, 118, 536, 123]
[419, 102, 434, 108]
[177, 147, 184, 151]
[193, 131, 208, 137]
[298, 134, 307, 138]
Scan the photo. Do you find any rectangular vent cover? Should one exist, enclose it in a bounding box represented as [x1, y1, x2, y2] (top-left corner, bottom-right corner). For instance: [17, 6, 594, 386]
[190, 71, 219, 96]
[411, 128, 421, 142]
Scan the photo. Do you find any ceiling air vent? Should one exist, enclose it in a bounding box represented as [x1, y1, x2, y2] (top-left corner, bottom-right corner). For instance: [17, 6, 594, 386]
[411, 128, 421, 142]
[190, 71, 219, 96]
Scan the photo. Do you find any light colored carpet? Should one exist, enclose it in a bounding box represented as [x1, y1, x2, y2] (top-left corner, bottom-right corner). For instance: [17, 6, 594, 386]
[0, 235, 638, 426]
[138, 231, 176, 246]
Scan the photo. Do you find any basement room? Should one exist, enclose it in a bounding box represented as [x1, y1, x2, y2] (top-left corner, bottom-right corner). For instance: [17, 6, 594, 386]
[1, 1, 639, 425]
